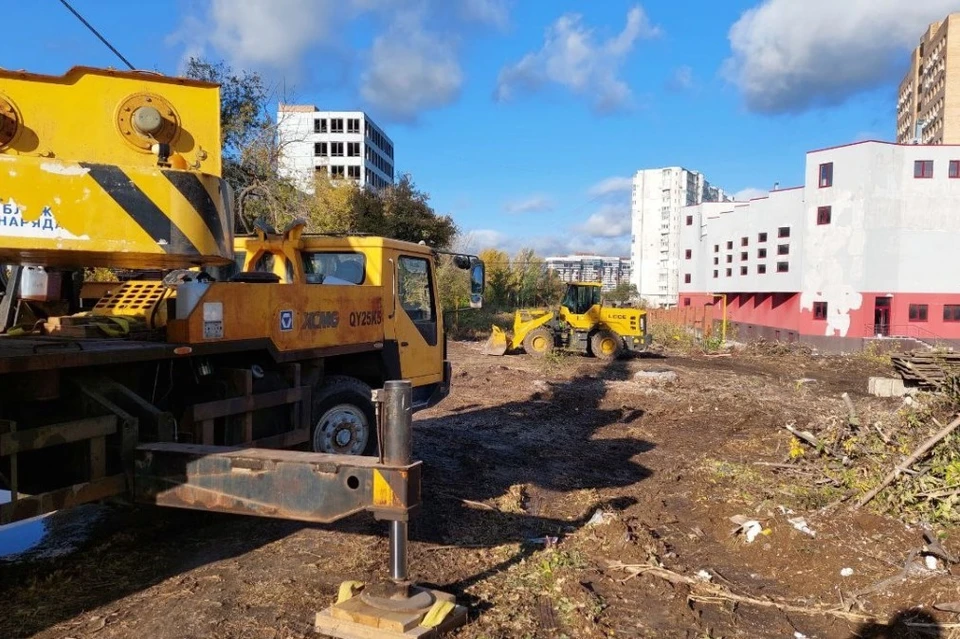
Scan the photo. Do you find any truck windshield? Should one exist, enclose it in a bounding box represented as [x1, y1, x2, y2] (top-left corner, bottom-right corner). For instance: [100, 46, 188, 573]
[302, 252, 366, 284]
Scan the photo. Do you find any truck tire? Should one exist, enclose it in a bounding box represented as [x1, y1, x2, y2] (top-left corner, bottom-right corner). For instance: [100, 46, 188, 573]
[523, 327, 554, 357]
[311, 376, 377, 456]
[590, 329, 623, 361]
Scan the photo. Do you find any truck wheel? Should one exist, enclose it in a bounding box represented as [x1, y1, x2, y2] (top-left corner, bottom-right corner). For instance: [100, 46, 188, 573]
[311, 376, 377, 456]
[590, 330, 623, 361]
[523, 327, 554, 357]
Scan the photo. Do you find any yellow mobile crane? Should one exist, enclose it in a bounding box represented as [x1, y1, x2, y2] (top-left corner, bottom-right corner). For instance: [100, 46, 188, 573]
[0, 66, 481, 636]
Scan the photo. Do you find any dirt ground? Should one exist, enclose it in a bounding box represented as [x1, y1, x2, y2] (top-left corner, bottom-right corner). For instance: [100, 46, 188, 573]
[3, 341, 960, 639]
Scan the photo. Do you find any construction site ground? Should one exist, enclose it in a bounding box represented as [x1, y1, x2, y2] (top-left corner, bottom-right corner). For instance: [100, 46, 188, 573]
[3, 340, 959, 639]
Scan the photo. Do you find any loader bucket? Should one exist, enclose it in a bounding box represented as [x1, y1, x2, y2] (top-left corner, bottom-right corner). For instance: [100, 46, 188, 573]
[482, 325, 509, 356]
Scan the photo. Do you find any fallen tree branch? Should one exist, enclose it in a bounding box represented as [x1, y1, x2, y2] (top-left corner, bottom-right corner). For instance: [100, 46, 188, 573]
[785, 423, 821, 449]
[604, 561, 876, 624]
[855, 414, 960, 509]
[842, 392, 860, 429]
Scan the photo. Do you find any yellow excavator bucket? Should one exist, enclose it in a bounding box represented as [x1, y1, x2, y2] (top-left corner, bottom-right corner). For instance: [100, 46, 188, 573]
[482, 325, 509, 356]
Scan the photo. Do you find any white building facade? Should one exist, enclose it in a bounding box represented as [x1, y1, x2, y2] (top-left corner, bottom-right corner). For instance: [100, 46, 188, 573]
[276, 105, 395, 193]
[630, 167, 729, 308]
[678, 141, 960, 349]
[545, 255, 632, 292]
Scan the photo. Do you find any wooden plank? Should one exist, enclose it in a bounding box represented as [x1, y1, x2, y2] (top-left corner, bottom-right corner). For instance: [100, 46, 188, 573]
[188, 388, 305, 422]
[222, 368, 254, 444]
[0, 474, 127, 525]
[0, 415, 117, 455]
[89, 436, 106, 480]
[250, 428, 310, 450]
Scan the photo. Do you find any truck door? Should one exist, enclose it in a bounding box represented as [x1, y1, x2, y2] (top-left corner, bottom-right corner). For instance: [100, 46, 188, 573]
[394, 255, 443, 383]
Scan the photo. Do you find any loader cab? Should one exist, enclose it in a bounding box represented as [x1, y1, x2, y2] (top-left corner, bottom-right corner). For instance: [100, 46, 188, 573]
[561, 283, 603, 315]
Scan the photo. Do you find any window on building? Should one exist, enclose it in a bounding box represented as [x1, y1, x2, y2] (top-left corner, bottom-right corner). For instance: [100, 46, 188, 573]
[686, 215, 693, 226]
[777, 244, 790, 256]
[758, 248, 767, 259]
[713, 257, 719, 265]
[331, 142, 344, 157]
[726, 241, 733, 250]
[347, 118, 360, 134]
[758, 232, 768, 242]
[684, 274, 691, 284]
[758, 264, 767, 274]
[740, 266, 748, 275]
[740, 252, 748, 261]
[713, 270, 718, 278]
[714, 244, 719, 253]
[315, 118, 327, 133]
[776, 261, 789, 273]
[914, 160, 934, 178]
[945, 305, 960, 322]
[726, 255, 732, 263]
[778, 227, 790, 238]
[909, 304, 929, 322]
[813, 302, 828, 320]
[951, 161, 960, 179]
[347, 142, 360, 157]
[684, 297, 691, 307]
[330, 165, 345, 179]
[347, 165, 361, 179]
[314, 142, 327, 156]
[819, 162, 833, 188]
[817, 206, 832, 225]
[331, 118, 344, 133]
[726, 268, 732, 277]
[741, 237, 748, 246]
[685, 249, 692, 259]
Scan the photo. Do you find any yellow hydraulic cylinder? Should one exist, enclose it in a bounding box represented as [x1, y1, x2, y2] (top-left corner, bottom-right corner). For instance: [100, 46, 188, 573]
[0, 66, 233, 268]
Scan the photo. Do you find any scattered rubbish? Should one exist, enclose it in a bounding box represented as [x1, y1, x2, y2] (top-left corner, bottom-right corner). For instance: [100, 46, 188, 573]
[840, 567, 854, 577]
[695, 569, 713, 582]
[788, 517, 816, 537]
[526, 536, 559, 547]
[729, 515, 767, 543]
[794, 632, 810, 639]
[586, 509, 615, 527]
[925, 555, 939, 571]
[633, 369, 679, 384]
[777, 505, 796, 515]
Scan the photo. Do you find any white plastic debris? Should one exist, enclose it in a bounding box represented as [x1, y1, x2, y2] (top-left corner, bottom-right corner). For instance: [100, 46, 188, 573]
[925, 555, 939, 571]
[777, 505, 796, 515]
[696, 569, 713, 582]
[730, 515, 765, 543]
[586, 509, 615, 526]
[794, 632, 810, 639]
[840, 567, 854, 577]
[788, 517, 816, 537]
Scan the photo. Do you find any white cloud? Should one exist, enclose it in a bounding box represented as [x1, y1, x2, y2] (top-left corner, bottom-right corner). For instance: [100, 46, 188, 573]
[588, 176, 633, 197]
[466, 229, 630, 258]
[360, 10, 463, 122]
[171, 0, 508, 121]
[724, 0, 957, 113]
[460, 0, 510, 30]
[666, 65, 695, 92]
[495, 5, 660, 113]
[502, 194, 554, 214]
[733, 187, 768, 201]
[577, 204, 631, 238]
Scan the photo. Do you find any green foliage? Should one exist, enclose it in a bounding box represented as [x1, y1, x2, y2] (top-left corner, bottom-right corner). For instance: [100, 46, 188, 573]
[605, 282, 638, 304]
[474, 247, 564, 311]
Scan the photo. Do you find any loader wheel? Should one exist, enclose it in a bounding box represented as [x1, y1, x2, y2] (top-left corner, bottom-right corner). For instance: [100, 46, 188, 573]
[590, 330, 623, 361]
[523, 327, 554, 357]
[311, 376, 377, 456]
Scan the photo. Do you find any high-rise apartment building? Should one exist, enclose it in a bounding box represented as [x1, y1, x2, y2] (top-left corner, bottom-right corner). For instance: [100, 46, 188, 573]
[276, 105, 395, 193]
[897, 13, 960, 144]
[544, 255, 632, 292]
[630, 167, 729, 308]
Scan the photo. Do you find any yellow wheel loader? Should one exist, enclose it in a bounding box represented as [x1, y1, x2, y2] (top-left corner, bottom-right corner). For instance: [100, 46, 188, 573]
[483, 282, 651, 360]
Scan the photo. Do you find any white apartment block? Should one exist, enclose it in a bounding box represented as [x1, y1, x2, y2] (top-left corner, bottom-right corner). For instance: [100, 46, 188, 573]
[630, 167, 729, 307]
[544, 255, 632, 292]
[276, 105, 395, 193]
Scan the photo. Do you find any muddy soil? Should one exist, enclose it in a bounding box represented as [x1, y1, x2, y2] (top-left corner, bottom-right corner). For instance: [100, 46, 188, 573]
[1, 342, 958, 639]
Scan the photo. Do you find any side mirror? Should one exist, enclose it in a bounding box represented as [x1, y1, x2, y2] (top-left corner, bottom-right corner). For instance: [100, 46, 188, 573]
[469, 260, 485, 309]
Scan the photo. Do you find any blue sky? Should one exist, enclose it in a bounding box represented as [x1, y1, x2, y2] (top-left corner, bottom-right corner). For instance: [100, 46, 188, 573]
[6, 0, 956, 257]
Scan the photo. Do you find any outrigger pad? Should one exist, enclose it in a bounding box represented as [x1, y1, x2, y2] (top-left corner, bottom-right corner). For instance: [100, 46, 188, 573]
[315, 585, 467, 638]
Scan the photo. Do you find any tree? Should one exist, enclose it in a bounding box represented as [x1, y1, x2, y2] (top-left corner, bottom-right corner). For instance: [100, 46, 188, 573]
[354, 174, 457, 249]
[605, 282, 639, 304]
[478, 248, 512, 309]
